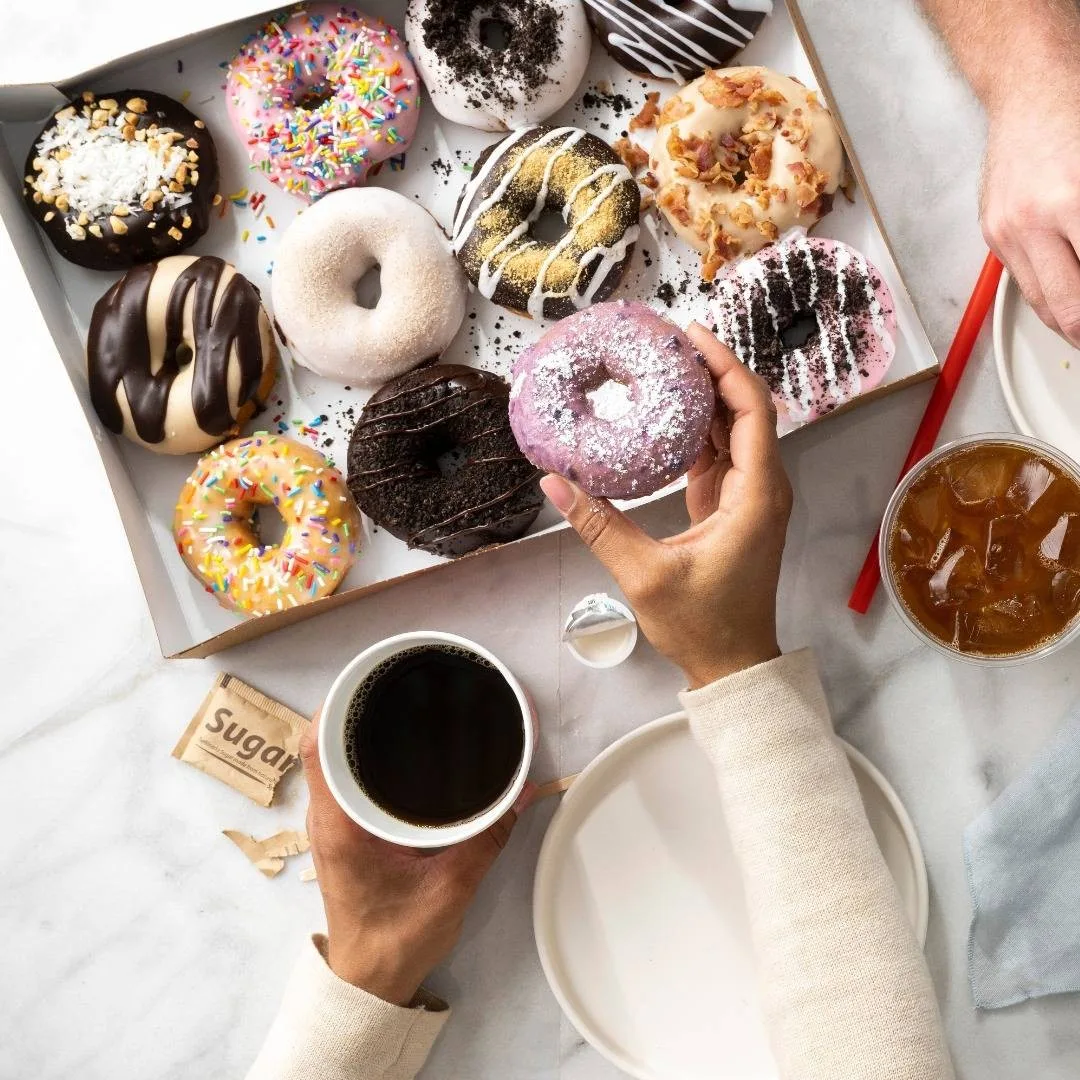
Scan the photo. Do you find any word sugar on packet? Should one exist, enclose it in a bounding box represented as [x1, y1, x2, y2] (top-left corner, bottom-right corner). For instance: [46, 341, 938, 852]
[173, 673, 308, 806]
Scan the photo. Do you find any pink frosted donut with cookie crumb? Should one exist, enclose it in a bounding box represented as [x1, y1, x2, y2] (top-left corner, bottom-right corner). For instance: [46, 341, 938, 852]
[509, 301, 715, 499]
[712, 232, 897, 423]
[225, 4, 421, 201]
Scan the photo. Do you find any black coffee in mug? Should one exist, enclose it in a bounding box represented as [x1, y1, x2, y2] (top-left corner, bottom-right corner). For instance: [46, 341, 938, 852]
[344, 644, 525, 826]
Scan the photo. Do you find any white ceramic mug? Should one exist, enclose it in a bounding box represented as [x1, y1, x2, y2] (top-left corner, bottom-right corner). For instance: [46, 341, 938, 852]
[319, 630, 535, 848]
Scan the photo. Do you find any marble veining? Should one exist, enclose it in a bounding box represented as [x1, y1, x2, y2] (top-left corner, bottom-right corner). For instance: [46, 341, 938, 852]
[3, 1, 1080, 1078]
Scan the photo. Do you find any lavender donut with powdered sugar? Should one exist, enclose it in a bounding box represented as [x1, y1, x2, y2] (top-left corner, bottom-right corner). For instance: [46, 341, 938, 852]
[509, 301, 715, 499]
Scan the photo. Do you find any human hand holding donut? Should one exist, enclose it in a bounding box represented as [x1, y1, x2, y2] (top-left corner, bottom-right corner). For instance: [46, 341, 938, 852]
[300, 711, 530, 1006]
[541, 325, 793, 689]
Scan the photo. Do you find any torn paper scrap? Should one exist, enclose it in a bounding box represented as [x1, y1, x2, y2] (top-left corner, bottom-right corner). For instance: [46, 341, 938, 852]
[224, 829, 310, 878]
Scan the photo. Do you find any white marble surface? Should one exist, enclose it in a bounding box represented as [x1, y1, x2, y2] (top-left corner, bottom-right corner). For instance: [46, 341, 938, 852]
[2, 3, 1080, 1078]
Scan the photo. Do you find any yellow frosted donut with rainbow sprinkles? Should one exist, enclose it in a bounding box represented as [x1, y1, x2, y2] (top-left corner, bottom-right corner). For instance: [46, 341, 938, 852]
[174, 435, 361, 615]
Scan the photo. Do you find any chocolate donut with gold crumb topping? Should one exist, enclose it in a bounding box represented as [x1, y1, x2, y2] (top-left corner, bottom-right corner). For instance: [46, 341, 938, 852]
[451, 125, 641, 320]
[650, 67, 844, 280]
[23, 89, 218, 270]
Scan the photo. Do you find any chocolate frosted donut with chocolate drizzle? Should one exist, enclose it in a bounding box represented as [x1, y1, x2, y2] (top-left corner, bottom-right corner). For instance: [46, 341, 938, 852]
[347, 366, 544, 557]
[583, 1, 773, 82]
[23, 90, 218, 271]
[87, 255, 278, 454]
[452, 126, 641, 320]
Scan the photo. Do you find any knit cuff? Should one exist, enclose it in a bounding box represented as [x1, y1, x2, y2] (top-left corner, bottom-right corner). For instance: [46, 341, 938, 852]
[678, 649, 830, 762]
[246, 935, 448, 1080]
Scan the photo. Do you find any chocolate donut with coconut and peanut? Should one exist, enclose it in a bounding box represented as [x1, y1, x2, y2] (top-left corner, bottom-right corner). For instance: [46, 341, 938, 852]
[87, 255, 278, 455]
[347, 365, 543, 557]
[405, 0, 591, 131]
[651, 66, 844, 279]
[452, 126, 641, 320]
[23, 90, 217, 270]
[584, 0, 773, 82]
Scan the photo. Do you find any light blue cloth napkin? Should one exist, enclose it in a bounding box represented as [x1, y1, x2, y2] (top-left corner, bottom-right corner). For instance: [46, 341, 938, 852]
[965, 703, 1080, 1009]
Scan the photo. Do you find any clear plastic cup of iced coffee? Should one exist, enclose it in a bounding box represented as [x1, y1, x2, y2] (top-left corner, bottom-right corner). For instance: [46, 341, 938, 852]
[880, 433, 1080, 664]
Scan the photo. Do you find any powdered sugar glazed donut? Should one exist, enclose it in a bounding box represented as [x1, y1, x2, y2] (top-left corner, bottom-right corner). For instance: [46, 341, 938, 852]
[509, 300, 715, 498]
[173, 435, 361, 615]
[271, 186, 468, 385]
[651, 66, 844, 279]
[713, 233, 897, 423]
[226, 4, 420, 201]
[405, 0, 591, 132]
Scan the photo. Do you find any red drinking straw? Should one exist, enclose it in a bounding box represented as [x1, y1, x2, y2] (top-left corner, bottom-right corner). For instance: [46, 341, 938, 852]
[848, 251, 1005, 614]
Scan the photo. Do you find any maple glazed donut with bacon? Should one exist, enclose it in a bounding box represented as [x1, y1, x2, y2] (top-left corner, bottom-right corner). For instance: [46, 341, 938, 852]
[650, 66, 844, 279]
[174, 435, 362, 615]
[225, 4, 421, 201]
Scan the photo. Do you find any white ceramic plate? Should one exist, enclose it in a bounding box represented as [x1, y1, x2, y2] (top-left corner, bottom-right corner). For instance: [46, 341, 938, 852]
[994, 271, 1080, 464]
[533, 712, 928, 1080]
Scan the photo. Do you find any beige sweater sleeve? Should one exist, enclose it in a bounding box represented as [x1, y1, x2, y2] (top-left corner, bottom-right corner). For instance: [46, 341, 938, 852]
[679, 649, 954, 1080]
[245, 934, 448, 1080]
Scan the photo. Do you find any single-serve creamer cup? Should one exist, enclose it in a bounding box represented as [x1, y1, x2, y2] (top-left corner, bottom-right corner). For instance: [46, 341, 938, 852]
[319, 630, 535, 849]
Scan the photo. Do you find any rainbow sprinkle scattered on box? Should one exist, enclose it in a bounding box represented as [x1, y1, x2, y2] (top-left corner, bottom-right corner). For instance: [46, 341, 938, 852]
[225, 4, 420, 201]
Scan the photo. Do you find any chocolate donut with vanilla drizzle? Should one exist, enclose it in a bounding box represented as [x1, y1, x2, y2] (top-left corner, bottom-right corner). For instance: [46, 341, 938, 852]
[87, 254, 278, 454]
[583, 0, 773, 82]
[347, 366, 543, 557]
[452, 125, 641, 320]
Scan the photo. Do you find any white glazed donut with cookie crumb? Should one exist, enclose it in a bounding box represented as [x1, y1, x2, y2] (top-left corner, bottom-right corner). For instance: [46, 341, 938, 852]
[270, 187, 468, 386]
[405, 0, 592, 132]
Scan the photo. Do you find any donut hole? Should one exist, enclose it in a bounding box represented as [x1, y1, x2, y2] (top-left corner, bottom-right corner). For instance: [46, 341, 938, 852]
[174, 342, 194, 369]
[251, 504, 288, 550]
[353, 265, 383, 309]
[530, 206, 569, 245]
[780, 312, 820, 351]
[294, 83, 333, 111]
[478, 16, 512, 52]
[435, 444, 469, 479]
[584, 371, 635, 422]
[415, 430, 469, 479]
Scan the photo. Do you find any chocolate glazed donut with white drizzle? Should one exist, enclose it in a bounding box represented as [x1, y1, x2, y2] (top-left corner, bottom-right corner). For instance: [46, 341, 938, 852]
[452, 125, 641, 320]
[584, 0, 774, 82]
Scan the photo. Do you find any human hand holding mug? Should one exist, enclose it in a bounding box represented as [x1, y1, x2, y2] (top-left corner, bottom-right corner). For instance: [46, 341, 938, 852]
[301, 711, 532, 1006]
[541, 325, 793, 689]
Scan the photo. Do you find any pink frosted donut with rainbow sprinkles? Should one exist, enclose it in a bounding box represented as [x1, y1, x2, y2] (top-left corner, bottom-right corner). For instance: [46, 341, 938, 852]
[225, 4, 421, 201]
[713, 232, 898, 423]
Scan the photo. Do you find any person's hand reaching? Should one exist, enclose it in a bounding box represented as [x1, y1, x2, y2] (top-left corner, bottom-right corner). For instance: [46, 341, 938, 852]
[540, 324, 793, 689]
[300, 711, 532, 1006]
[981, 78, 1080, 347]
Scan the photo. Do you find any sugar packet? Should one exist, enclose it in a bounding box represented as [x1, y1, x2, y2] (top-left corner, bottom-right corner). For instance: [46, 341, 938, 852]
[173, 673, 308, 806]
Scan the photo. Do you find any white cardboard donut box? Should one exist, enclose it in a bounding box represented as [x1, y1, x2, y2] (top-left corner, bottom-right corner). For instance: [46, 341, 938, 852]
[0, 0, 939, 658]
